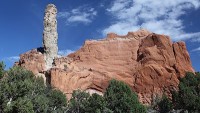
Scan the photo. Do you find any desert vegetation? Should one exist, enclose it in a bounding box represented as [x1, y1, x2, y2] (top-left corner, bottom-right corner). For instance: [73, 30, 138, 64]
[151, 72, 200, 113]
[171, 72, 200, 112]
[0, 62, 66, 113]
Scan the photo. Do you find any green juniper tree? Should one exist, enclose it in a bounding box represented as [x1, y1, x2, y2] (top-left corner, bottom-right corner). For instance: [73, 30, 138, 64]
[0, 66, 67, 113]
[104, 79, 146, 113]
[67, 90, 90, 113]
[158, 95, 172, 113]
[172, 72, 200, 112]
[85, 93, 112, 113]
[0, 61, 5, 79]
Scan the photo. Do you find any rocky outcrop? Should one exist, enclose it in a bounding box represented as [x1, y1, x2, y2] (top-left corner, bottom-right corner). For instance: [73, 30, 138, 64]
[43, 4, 58, 70]
[15, 48, 48, 84]
[15, 4, 195, 105]
[16, 29, 194, 104]
[15, 48, 45, 75]
[48, 30, 194, 104]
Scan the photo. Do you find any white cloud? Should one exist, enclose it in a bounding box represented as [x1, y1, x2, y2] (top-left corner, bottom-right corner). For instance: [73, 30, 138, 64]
[58, 49, 74, 56]
[103, 0, 200, 41]
[4, 56, 20, 62]
[58, 6, 97, 24]
[67, 14, 92, 23]
[177, 32, 200, 41]
[57, 12, 69, 18]
[192, 47, 200, 52]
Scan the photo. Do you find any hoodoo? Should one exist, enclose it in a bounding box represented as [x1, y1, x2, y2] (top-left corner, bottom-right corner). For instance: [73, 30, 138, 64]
[43, 4, 58, 70]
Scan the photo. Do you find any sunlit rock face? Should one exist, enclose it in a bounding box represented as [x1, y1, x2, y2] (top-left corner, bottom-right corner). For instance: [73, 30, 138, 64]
[15, 48, 45, 75]
[43, 4, 58, 70]
[16, 4, 195, 105]
[50, 29, 194, 104]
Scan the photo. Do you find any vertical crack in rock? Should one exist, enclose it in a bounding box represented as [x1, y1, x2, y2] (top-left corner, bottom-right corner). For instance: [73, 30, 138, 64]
[43, 4, 58, 70]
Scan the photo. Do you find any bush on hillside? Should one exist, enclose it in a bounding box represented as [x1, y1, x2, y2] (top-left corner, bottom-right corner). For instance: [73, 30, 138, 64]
[158, 95, 172, 113]
[0, 61, 5, 79]
[104, 79, 146, 113]
[85, 93, 112, 113]
[0, 66, 67, 113]
[67, 90, 112, 113]
[172, 72, 200, 112]
[67, 90, 90, 113]
[66, 80, 147, 113]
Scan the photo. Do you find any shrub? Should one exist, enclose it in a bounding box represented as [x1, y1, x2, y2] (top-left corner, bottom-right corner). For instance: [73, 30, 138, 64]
[172, 72, 200, 112]
[48, 89, 67, 110]
[66, 80, 147, 113]
[104, 79, 146, 113]
[85, 93, 111, 113]
[67, 90, 90, 113]
[0, 66, 67, 112]
[0, 61, 5, 79]
[158, 95, 172, 113]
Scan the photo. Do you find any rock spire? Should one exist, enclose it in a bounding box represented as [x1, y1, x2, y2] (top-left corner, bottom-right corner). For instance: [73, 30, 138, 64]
[43, 4, 58, 69]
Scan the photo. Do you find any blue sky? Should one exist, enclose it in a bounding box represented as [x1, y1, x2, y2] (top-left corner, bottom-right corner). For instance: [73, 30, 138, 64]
[0, 0, 200, 71]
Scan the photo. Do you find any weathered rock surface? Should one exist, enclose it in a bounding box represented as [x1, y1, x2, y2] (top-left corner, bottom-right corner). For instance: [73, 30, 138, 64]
[15, 48, 47, 83]
[16, 48, 45, 75]
[43, 4, 58, 70]
[16, 29, 194, 104]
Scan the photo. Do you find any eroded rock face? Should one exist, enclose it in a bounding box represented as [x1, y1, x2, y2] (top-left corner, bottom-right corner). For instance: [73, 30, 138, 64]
[50, 29, 194, 104]
[16, 29, 194, 104]
[15, 48, 45, 75]
[43, 4, 58, 70]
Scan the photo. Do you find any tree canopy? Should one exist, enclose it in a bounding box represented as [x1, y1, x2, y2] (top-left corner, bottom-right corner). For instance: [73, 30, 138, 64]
[104, 79, 146, 113]
[172, 72, 200, 112]
[0, 66, 66, 113]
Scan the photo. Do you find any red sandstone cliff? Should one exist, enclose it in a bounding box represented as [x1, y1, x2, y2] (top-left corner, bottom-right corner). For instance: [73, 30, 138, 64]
[16, 29, 194, 104]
